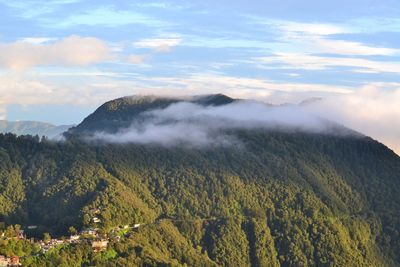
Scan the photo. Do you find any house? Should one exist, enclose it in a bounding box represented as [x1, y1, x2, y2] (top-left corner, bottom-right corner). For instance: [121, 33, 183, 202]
[51, 239, 64, 245]
[81, 228, 98, 236]
[89, 208, 100, 214]
[18, 230, 25, 240]
[40, 239, 65, 253]
[0, 255, 9, 267]
[92, 240, 108, 252]
[9, 256, 20, 266]
[92, 217, 101, 223]
[133, 224, 141, 229]
[70, 235, 80, 241]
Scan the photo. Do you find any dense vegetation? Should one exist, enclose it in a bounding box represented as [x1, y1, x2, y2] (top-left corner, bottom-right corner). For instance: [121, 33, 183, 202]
[0, 95, 399, 266]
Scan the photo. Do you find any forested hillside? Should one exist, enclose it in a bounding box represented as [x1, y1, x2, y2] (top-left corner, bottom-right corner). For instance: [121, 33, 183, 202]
[0, 95, 399, 266]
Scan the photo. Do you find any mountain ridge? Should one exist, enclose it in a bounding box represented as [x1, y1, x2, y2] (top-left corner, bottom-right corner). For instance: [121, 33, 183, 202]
[0, 120, 72, 138]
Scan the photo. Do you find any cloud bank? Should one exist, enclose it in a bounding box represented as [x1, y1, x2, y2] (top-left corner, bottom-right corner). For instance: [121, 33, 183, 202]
[93, 100, 353, 147]
[305, 83, 400, 154]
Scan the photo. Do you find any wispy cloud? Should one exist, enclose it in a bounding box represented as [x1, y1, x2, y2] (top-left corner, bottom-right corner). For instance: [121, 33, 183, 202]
[258, 53, 400, 73]
[133, 2, 189, 10]
[347, 17, 400, 33]
[134, 37, 182, 52]
[127, 54, 150, 64]
[0, 0, 82, 18]
[46, 6, 166, 28]
[167, 73, 352, 94]
[126, 36, 182, 64]
[261, 19, 400, 56]
[277, 21, 348, 35]
[19, 37, 57, 44]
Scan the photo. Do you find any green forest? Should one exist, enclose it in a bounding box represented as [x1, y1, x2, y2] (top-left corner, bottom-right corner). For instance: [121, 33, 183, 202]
[0, 128, 400, 266]
[0, 96, 400, 266]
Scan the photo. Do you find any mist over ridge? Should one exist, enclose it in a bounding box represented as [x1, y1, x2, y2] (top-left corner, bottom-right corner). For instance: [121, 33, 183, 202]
[84, 94, 360, 147]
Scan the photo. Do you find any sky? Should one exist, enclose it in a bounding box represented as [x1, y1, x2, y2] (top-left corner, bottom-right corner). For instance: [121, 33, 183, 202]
[0, 0, 399, 152]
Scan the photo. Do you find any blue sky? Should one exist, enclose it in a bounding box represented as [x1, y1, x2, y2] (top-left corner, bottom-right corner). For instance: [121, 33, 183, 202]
[0, 0, 399, 152]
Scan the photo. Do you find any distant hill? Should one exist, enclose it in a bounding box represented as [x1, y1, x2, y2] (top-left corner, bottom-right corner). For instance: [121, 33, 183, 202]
[0, 120, 72, 138]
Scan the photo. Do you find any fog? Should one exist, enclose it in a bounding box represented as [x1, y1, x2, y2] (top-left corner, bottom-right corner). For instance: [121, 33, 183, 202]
[93, 100, 355, 147]
[302, 85, 400, 154]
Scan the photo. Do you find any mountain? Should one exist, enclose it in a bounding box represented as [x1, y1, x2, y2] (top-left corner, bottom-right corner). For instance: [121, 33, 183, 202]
[0, 94, 400, 266]
[69, 94, 236, 134]
[0, 120, 72, 138]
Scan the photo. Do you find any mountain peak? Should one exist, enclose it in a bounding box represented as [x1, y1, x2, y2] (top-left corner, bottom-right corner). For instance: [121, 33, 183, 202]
[190, 93, 235, 106]
[101, 95, 176, 111]
[69, 94, 237, 134]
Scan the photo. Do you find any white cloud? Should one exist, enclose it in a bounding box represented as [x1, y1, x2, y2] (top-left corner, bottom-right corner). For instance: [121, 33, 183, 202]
[278, 22, 347, 35]
[134, 37, 182, 52]
[0, 0, 82, 18]
[305, 83, 400, 154]
[258, 19, 400, 56]
[127, 54, 150, 64]
[0, 35, 113, 70]
[258, 53, 400, 73]
[150, 74, 352, 97]
[0, 73, 119, 117]
[49, 7, 164, 28]
[313, 38, 398, 56]
[347, 17, 400, 34]
[93, 101, 338, 147]
[279, 25, 399, 56]
[134, 2, 188, 10]
[19, 37, 57, 44]
[126, 36, 182, 64]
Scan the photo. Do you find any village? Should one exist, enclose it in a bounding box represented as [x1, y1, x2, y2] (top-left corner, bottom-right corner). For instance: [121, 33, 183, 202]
[0, 209, 143, 267]
[1, 207, 218, 267]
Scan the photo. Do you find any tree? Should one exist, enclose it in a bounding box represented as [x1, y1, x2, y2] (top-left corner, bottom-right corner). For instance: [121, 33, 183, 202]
[69, 226, 77, 236]
[43, 233, 51, 244]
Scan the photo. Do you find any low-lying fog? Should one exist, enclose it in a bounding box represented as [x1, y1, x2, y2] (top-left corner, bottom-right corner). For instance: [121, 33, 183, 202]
[92, 99, 356, 147]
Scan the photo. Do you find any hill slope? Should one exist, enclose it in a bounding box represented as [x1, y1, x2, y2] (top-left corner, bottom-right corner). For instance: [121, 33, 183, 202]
[0, 95, 399, 266]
